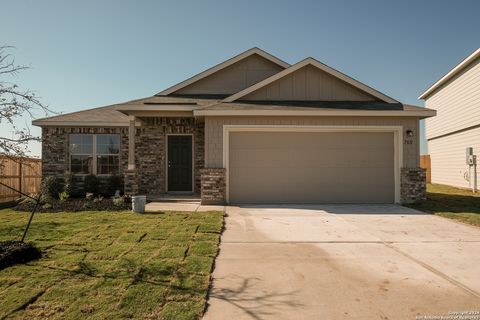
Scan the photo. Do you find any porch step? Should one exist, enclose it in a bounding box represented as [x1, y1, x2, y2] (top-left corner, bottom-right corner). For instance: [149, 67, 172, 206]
[147, 194, 201, 203]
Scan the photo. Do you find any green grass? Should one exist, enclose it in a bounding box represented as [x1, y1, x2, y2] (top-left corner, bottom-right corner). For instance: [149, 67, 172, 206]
[408, 183, 480, 227]
[0, 209, 224, 320]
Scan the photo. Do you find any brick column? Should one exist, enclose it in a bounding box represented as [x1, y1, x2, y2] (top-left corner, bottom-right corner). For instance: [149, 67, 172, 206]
[201, 168, 226, 205]
[124, 169, 138, 195]
[128, 117, 136, 170]
[401, 167, 426, 204]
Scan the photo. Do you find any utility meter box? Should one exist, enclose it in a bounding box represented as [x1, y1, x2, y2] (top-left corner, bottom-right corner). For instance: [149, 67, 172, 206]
[467, 155, 477, 166]
[466, 147, 474, 165]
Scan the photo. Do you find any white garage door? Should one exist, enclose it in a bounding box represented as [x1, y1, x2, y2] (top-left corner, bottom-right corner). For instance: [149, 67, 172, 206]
[228, 131, 395, 204]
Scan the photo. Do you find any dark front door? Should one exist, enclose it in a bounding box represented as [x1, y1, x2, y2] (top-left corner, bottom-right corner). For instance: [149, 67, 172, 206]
[168, 135, 193, 192]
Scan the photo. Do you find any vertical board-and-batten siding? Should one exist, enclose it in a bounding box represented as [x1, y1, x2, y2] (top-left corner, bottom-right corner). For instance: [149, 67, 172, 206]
[241, 65, 378, 101]
[428, 126, 480, 189]
[425, 57, 480, 140]
[204, 116, 419, 168]
[175, 54, 285, 95]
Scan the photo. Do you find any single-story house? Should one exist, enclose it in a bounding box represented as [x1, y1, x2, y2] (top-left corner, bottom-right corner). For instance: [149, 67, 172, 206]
[33, 48, 435, 204]
[420, 48, 480, 190]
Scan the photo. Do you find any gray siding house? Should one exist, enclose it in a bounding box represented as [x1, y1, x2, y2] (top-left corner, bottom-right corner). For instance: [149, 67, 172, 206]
[33, 48, 435, 204]
[420, 48, 480, 190]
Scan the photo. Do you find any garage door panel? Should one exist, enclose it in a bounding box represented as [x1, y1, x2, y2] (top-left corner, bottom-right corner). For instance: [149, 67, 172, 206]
[230, 132, 392, 149]
[228, 131, 395, 204]
[231, 148, 393, 168]
[230, 167, 393, 187]
[230, 168, 393, 204]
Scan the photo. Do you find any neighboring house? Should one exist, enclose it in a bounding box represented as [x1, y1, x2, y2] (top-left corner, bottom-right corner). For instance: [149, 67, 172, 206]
[33, 48, 435, 204]
[419, 48, 480, 190]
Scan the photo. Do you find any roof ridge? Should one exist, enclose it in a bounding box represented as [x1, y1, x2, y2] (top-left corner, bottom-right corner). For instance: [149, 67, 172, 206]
[156, 47, 290, 96]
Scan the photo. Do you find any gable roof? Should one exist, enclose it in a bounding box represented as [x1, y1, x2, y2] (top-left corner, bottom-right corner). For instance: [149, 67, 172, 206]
[34, 49, 436, 127]
[418, 48, 480, 100]
[156, 47, 290, 96]
[223, 57, 398, 103]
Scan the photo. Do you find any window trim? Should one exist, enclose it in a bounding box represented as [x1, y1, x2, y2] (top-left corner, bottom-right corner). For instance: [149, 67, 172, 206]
[69, 133, 120, 176]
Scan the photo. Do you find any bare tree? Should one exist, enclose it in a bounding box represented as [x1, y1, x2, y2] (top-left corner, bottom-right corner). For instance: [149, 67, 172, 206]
[0, 45, 54, 242]
[0, 45, 53, 158]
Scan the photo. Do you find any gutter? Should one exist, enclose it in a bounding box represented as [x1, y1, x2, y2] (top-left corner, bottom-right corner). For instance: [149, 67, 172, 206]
[32, 121, 129, 127]
[193, 109, 437, 118]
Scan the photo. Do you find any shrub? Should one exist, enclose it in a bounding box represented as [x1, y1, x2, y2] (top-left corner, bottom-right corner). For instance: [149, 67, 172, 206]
[113, 197, 124, 207]
[41, 176, 64, 199]
[58, 191, 69, 202]
[42, 203, 52, 209]
[18, 194, 37, 205]
[85, 192, 94, 200]
[63, 173, 74, 196]
[84, 174, 99, 195]
[42, 194, 55, 205]
[122, 194, 132, 203]
[0, 241, 42, 270]
[20, 193, 51, 205]
[14, 196, 130, 212]
[106, 175, 123, 196]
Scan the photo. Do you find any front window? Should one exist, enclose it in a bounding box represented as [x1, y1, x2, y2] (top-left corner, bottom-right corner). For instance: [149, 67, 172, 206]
[70, 134, 93, 174]
[70, 134, 120, 175]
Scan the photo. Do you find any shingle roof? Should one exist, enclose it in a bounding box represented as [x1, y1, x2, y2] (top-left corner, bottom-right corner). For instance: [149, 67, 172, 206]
[199, 101, 428, 112]
[32, 95, 220, 126]
[193, 101, 435, 118]
[33, 95, 433, 126]
[211, 101, 404, 110]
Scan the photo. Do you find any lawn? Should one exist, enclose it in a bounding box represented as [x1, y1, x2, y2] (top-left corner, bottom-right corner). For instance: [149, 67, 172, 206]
[408, 183, 480, 227]
[0, 209, 224, 320]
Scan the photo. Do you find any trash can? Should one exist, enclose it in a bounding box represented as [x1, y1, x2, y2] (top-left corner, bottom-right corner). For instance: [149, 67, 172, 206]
[132, 195, 147, 213]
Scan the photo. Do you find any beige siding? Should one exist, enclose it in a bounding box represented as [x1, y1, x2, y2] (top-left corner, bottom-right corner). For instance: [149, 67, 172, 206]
[204, 116, 419, 168]
[241, 65, 377, 101]
[175, 54, 284, 95]
[228, 131, 395, 204]
[428, 127, 480, 189]
[425, 58, 480, 140]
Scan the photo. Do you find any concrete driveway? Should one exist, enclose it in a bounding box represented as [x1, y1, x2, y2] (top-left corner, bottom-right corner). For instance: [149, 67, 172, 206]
[203, 205, 480, 320]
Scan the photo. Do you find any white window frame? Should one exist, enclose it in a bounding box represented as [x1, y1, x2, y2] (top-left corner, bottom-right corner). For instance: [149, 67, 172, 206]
[69, 133, 120, 176]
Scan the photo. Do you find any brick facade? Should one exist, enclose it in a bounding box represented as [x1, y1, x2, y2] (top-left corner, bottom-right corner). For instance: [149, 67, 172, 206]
[41, 117, 204, 196]
[401, 167, 427, 204]
[135, 117, 204, 195]
[42, 124, 426, 203]
[42, 127, 129, 177]
[200, 168, 226, 205]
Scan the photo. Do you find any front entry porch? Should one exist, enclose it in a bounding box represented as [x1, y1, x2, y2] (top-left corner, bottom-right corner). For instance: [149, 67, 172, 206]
[145, 193, 224, 212]
[147, 193, 201, 203]
[123, 116, 205, 197]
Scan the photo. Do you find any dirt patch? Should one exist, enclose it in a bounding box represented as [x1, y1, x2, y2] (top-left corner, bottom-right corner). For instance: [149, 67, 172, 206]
[0, 241, 42, 270]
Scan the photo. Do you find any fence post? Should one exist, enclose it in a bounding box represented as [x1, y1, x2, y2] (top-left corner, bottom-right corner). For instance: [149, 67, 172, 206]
[19, 161, 23, 197]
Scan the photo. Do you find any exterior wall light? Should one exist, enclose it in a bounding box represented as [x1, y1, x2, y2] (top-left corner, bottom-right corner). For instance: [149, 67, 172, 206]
[406, 129, 414, 137]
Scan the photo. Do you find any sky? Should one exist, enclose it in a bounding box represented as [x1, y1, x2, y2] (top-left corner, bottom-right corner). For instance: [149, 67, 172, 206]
[1, 0, 479, 157]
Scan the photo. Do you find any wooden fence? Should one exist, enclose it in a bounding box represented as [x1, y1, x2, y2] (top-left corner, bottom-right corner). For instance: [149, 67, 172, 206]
[0, 156, 42, 203]
[420, 154, 431, 184]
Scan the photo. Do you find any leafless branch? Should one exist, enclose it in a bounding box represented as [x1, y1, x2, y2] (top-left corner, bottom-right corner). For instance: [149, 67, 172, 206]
[0, 45, 55, 158]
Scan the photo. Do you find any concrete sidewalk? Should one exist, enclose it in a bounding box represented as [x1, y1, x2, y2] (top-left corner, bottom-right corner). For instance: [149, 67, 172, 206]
[204, 205, 480, 320]
[145, 202, 224, 212]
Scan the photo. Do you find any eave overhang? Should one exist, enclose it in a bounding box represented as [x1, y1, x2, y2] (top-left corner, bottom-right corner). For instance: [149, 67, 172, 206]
[193, 108, 436, 119]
